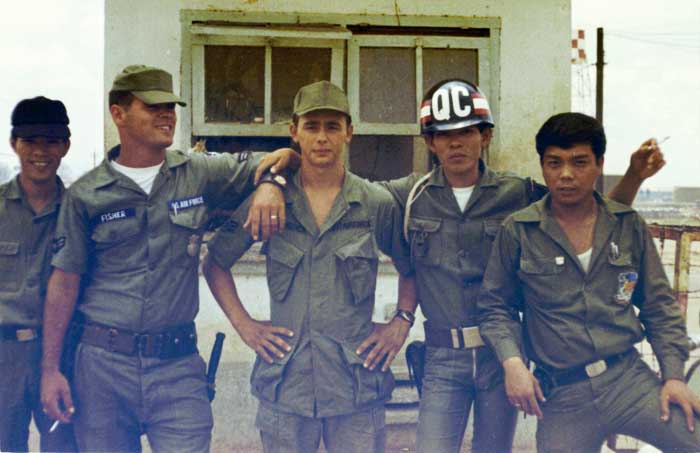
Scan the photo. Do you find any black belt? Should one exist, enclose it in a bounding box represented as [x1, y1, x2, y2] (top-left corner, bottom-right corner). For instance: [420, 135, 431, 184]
[0, 325, 41, 342]
[424, 323, 485, 349]
[535, 350, 633, 388]
[76, 322, 198, 359]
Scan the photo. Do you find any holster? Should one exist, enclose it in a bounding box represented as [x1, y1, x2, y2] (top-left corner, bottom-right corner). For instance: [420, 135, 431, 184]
[405, 340, 427, 397]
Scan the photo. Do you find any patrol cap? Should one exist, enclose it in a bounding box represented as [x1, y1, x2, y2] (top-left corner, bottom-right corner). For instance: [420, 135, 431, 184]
[110, 65, 186, 106]
[293, 81, 350, 118]
[11, 96, 71, 139]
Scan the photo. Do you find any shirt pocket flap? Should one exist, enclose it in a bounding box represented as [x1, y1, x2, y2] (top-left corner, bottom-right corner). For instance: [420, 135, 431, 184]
[267, 239, 305, 269]
[408, 216, 442, 233]
[91, 217, 141, 244]
[335, 234, 379, 305]
[0, 241, 20, 255]
[169, 206, 208, 231]
[520, 258, 564, 275]
[265, 239, 304, 302]
[334, 234, 378, 261]
[483, 219, 502, 237]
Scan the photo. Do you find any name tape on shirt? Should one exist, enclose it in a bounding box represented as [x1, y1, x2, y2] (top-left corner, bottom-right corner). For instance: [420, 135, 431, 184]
[94, 208, 136, 225]
[169, 195, 205, 214]
[420, 86, 491, 124]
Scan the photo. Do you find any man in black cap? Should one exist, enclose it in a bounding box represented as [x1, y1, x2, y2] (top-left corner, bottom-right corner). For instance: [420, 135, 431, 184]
[0, 96, 76, 452]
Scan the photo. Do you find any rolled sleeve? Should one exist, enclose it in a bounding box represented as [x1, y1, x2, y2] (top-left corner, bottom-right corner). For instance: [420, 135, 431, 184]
[478, 219, 525, 364]
[50, 189, 89, 274]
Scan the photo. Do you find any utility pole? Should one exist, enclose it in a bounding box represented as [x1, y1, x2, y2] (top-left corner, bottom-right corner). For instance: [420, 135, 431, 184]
[595, 27, 605, 192]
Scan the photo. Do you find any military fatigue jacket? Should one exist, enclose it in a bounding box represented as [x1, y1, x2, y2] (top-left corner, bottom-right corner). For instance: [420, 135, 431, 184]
[208, 170, 411, 417]
[52, 147, 263, 331]
[382, 161, 540, 328]
[478, 193, 688, 381]
[0, 177, 64, 327]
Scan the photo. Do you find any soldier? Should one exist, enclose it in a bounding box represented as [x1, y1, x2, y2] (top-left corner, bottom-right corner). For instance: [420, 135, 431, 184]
[478, 112, 700, 452]
[256, 79, 665, 453]
[39, 65, 295, 452]
[202, 80, 415, 453]
[0, 97, 77, 452]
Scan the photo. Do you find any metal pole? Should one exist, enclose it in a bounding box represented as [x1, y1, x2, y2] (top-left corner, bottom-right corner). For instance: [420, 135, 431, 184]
[595, 27, 605, 192]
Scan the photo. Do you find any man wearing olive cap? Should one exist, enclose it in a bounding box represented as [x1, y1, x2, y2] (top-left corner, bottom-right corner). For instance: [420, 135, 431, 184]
[203, 80, 415, 452]
[40, 65, 294, 452]
[0, 96, 76, 452]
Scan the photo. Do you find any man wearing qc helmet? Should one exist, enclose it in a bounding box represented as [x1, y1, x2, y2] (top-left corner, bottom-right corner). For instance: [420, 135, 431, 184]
[376, 79, 664, 453]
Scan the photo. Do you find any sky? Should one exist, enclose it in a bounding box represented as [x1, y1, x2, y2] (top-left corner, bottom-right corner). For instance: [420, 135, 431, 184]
[0, 0, 698, 189]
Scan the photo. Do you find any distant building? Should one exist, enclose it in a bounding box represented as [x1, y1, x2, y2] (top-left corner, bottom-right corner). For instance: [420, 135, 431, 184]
[673, 186, 700, 204]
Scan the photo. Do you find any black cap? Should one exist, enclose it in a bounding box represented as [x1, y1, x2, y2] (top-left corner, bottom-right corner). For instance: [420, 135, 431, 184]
[11, 96, 71, 139]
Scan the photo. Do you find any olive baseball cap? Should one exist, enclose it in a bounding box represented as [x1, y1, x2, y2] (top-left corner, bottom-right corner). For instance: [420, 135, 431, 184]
[293, 81, 350, 118]
[110, 65, 186, 106]
[11, 96, 71, 139]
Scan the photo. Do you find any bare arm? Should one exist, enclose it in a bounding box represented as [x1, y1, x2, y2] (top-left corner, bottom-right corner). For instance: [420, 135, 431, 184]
[607, 138, 665, 205]
[202, 255, 293, 363]
[357, 273, 417, 371]
[41, 268, 80, 423]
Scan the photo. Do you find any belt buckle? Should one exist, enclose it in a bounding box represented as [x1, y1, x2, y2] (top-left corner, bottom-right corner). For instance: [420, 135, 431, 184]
[16, 328, 37, 342]
[585, 360, 607, 378]
[461, 327, 485, 348]
[450, 329, 460, 349]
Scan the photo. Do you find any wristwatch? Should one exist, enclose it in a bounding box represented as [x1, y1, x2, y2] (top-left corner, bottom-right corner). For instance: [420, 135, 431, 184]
[394, 309, 416, 327]
[258, 171, 287, 189]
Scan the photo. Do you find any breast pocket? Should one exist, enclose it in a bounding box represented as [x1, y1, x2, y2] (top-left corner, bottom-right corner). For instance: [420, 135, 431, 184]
[169, 206, 208, 266]
[518, 257, 566, 300]
[335, 233, 379, 305]
[0, 241, 20, 292]
[407, 216, 442, 267]
[265, 238, 304, 303]
[91, 217, 141, 247]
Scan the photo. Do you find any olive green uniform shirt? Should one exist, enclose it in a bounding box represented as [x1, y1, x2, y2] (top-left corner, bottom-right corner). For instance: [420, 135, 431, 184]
[381, 161, 538, 328]
[51, 146, 263, 331]
[208, 170, 412, 417]
[478, 193, 688, 381]
[0, 176, 64, 327]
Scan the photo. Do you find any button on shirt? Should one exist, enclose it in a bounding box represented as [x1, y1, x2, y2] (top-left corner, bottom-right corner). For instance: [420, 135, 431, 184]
[0, 177, 64, 327]
[208, 170, 412, 417]
[381, 161, 540, 329]
[51, 147, 263, 331]
[478, 193, 688, 381]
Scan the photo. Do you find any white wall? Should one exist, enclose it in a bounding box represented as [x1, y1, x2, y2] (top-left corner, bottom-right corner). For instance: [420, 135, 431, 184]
[104, 0, 570, 179]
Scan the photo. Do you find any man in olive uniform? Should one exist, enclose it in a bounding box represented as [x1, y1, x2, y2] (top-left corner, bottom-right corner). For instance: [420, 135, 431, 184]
[39, 65, 292, 452]
[376, 79, 663, 453]
[0, 97, 76, 452]
[203, 80, 415, 453]
[478, 112, 699, 452]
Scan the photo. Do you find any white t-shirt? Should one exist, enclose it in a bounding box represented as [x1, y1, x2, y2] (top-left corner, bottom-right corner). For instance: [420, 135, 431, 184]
[110, 160, 163, 194]
[452, 186, 475, 212]
[577, 248, 593, 273]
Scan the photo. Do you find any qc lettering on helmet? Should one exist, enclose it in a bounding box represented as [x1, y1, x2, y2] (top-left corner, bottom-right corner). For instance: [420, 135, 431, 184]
[431, 86, 472, 121]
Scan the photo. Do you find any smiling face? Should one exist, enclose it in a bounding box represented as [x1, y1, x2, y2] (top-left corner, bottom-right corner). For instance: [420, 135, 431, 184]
[424, 125, 491, 187]
[111, 97, 176, 152]
[290, 110, 353, 170]
[11, 136, 69, 185]
[541, 143, 603, 208]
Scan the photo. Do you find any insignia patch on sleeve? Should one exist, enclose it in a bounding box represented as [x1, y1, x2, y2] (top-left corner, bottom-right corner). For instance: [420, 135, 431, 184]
[238, 151, 249, 162]
[52, 236, 66, 254]
[616, 271, 638, 304]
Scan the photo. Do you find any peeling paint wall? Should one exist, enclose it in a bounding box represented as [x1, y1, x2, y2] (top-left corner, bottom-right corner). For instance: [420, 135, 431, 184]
[104, 0, 570, 180]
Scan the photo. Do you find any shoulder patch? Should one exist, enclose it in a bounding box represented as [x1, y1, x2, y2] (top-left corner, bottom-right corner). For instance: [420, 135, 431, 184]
[238, 151, 249, 163]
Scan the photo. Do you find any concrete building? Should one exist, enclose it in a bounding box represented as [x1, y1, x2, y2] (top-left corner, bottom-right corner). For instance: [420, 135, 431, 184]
[103, 1, 573, 450]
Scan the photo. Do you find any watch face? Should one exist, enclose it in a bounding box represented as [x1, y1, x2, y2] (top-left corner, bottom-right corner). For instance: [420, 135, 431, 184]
[273, 175, 287, 186]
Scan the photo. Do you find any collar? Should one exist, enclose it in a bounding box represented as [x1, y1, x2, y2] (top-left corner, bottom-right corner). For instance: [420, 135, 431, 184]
[94, 145, 189, 189]
[3, 175, 65, 202]
[288, 167, 363, 205]
[427, 159, 499, 189]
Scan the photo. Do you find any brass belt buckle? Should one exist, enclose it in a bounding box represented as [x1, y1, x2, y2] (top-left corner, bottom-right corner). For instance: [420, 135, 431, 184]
[16, 328, 37, 342]
[585, 360, 607, 377]
[461, 327, 485, 348]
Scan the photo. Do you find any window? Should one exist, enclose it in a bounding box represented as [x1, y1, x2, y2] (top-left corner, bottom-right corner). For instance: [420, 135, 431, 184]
[182, 12, 499, 176]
